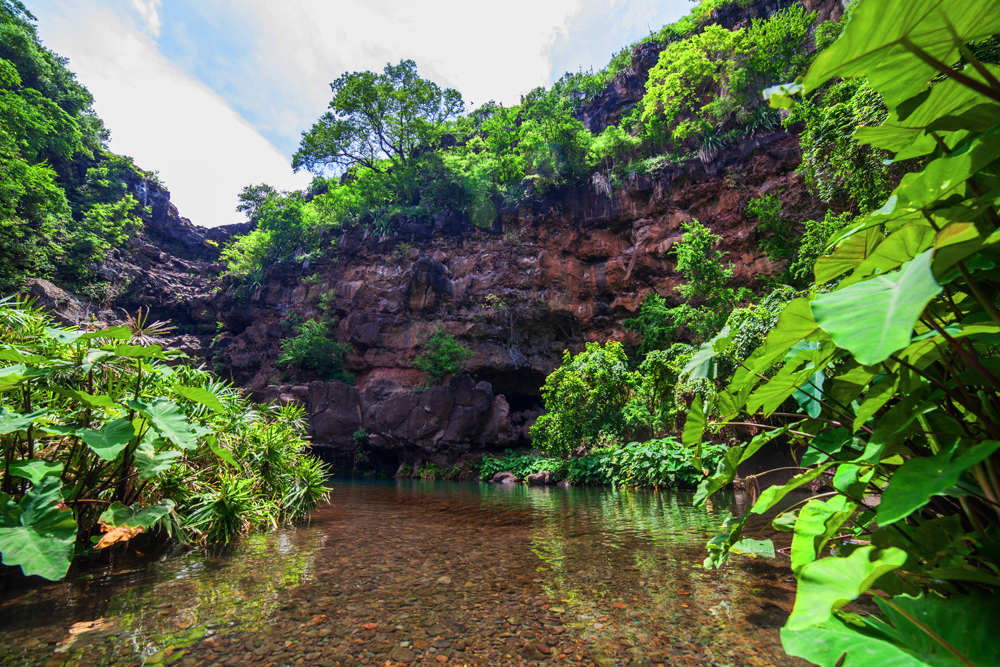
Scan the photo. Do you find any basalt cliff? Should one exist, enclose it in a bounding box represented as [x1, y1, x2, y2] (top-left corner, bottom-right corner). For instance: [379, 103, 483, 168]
[29, 0, 842, 473]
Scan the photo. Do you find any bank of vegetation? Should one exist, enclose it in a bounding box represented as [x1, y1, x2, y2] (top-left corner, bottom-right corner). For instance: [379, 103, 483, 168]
[0, 299, 328, 582]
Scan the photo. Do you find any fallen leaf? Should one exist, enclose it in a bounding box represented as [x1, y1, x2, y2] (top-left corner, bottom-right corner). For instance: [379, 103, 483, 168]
[94, 522, 144, 550]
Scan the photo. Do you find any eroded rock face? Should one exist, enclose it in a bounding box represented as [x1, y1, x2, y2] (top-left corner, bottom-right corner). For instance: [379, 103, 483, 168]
[20, 0, 848, 471]
[254, 376, 517, 465]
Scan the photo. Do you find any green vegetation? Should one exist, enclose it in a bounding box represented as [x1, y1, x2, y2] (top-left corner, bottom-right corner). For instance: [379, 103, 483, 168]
[0, 2, 160, 290]
[278, 318, 353, 384]
[412, 326, 473, 384]
[0, 298, 328, 580]
[478, 439, 729, 488]
[680, 1, 1000, 663]
[746, 192, 788, 260]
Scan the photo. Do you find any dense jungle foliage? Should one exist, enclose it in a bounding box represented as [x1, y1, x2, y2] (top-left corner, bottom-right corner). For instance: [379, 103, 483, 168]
[0, 299, 329, 581]
[671, 1, 1000, 664]
[0, 1, 158, 295]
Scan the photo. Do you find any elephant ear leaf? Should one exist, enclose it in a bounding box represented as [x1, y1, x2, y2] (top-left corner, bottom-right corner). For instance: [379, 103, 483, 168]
[79, 418, 134, 461]
[0, 408, 46, 434]
[128, 398, 199, 450]
[803, 0, 1000, 107]
[8, 460, 64, 484]
[878, 440, 1000, 525]
[0, 477, 78, 581]
[811, 250, 942, 365]
[172, 385, 225, 414]
[787, 546, 907, 631]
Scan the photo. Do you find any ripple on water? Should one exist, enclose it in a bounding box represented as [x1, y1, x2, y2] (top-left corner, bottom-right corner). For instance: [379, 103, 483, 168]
[0, 480, 805, 666]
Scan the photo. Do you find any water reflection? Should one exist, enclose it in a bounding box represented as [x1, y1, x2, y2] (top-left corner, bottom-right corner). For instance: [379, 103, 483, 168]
[0, 480, 802, 666]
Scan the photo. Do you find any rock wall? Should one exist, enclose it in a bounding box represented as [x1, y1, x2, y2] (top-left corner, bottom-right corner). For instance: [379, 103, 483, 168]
[25, 0, 849, 466]
[255, 376, 524, 465]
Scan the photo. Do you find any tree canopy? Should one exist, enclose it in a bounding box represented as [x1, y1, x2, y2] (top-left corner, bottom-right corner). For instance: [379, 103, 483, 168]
[293, 59, 464, 175]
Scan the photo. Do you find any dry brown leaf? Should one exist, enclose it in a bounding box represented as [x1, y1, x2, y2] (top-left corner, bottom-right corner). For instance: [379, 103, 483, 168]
[94, 521, 144, 550]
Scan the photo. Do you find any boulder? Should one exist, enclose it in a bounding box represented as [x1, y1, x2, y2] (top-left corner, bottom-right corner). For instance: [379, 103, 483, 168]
[526, 471, 555, 486]
[491, 472, 519, 484]
[24, 278, 89, 326]
[557, 480, 572, 488]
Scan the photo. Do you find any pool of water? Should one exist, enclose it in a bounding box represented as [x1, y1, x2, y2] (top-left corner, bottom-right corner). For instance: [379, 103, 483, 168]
[0, 480, 803, 666]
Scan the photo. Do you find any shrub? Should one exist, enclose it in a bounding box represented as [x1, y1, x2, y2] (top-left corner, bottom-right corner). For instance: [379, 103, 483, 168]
[530, 342, 634, 455]
[278, 318, 353, 384]
[412, 326, 473, 384]
[787, 210, 853, 284]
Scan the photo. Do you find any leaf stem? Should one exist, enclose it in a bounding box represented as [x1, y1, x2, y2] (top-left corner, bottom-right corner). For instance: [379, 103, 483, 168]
[900, 38, 1000, 103]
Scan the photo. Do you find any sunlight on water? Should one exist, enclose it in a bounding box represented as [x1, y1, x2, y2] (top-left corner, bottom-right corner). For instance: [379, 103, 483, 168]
[0, 480, 802, 666]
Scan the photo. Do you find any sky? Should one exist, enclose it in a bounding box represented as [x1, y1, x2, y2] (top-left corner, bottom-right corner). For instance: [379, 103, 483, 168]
[26, 0, 689, 227]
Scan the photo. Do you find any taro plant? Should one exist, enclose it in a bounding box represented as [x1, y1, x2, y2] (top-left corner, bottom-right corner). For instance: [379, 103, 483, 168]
[683, 1, 1000, 664]
[0, 298, 329, 581]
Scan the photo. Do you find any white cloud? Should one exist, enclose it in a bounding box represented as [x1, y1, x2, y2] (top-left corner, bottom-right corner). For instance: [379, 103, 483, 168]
[129, 0, 162, 37]
[29, 1, 310, 227]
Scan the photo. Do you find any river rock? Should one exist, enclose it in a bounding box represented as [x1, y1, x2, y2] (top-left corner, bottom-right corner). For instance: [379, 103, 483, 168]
[491, 472, 519, 484]
[526, 471, 555, 485]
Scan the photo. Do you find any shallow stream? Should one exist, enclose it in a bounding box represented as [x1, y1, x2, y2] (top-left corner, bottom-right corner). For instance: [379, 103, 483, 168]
[0, 481, 803, 667]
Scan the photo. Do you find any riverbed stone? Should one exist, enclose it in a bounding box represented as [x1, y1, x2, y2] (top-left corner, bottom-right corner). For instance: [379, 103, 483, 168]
[526, 471, 555, 485]
[491, 472, 519, 484]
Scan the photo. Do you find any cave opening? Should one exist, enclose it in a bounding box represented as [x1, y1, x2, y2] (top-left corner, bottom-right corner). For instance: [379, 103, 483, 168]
[474, 368, 546, 413]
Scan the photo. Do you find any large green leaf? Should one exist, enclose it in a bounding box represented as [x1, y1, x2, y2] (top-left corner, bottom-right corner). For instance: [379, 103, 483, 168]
[801, 427, 854, 467]
[171, 385, 225, 414]
[128, 398, 199, 450]
[133, 443, 182, 480]
[802, 0, 1000, 107]
[0, 477, 78, 580]
[99, 499, 175, 529]
[812, 250, 942, 365]
[730, 298, 820, 392]
[108, 344, 167, 359]
[681, 395, 705, 470]
[747, 343, 839, 417]
[48, 387, 115, 407]
[854, 65, 1000, 157]
[787, 546, 908, 631]
[814, 226, 884, 284]
[0, 407, 46, 434]
[875, 592, 1000, 667]
[781, 616, 932, 667]
[839, 225, 937, 288]
[693, 445, 743, 508]
[752, 464, 834, 514]
[790, 496, 857, 573]
[878, 440, 1000, 525]
[78, 418, 135, 462]
[867, 129, 1000, 228]
[8, 460, 64, 484]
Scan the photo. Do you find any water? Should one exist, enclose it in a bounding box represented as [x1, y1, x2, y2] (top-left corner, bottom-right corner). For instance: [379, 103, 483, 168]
[0, 481, 803, 666]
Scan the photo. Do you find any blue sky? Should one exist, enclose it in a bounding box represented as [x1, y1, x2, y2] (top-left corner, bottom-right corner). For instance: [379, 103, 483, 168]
[26, 0, 689, 226]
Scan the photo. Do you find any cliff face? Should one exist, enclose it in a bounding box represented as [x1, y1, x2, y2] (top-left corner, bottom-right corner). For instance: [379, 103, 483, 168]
[33, 0, 846, 467]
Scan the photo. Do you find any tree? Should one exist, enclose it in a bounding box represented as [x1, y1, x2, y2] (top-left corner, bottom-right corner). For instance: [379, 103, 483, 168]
[293, 59, 463, 175]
